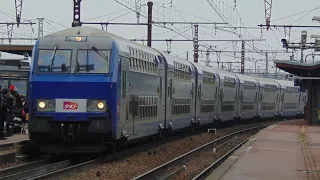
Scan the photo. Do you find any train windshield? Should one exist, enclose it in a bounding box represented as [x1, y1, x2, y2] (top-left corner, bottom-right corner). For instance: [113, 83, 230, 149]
[37, 49, 72, 73]
[76, 49, 110, 74]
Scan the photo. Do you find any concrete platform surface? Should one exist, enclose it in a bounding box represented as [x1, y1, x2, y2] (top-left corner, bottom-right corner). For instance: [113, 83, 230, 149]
[0, 134, 29, 146]
[206, 119, 320, 180]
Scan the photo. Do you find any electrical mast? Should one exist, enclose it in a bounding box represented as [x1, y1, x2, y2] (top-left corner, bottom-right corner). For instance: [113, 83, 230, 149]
[264, 0, 272, 30]
[15, 0, 23, 27]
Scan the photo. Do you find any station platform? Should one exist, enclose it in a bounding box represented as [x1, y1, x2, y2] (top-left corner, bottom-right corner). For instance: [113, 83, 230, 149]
[0, 134, 32, 162]
[0, 134, 29, 146]
[207, 119, 320, 180]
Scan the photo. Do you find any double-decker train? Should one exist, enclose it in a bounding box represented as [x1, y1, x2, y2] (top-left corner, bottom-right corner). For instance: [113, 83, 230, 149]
[28, 26, 307, 153]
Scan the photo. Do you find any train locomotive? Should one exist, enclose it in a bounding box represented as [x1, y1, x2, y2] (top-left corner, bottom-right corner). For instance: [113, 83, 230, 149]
[28, 26, 307, 153]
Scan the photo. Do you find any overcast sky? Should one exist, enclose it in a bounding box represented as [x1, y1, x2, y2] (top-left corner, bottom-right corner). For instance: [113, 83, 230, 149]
[1, 0, 320, 73]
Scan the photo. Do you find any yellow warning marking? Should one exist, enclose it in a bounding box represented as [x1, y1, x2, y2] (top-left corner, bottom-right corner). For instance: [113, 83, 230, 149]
[229, 156, 238, 160]
[301, 126, 306, 134]
[245, 146, 252, 151]
[266, 124, 277, 130]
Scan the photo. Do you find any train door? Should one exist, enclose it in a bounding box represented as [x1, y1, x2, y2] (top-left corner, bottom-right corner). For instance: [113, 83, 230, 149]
[213, 74, 220, 121]
[195, 81, 202, 123]
[158, 66, 166, 127]
[165, 72, 173, 129]
[298, 91, 303, 115]
[278, 89, 285, 115]
[298, 91, 305, 115]
[275, 88, 280, 116]
[217, 79, 223, 120]
[256, 84, 263, 117]
[191, 79, 196, 122]
[120, 57, 134, 138]
[236, 79, 243, 119]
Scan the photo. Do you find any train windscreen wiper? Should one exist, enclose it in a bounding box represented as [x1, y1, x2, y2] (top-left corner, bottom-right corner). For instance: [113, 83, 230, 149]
[49, 45, 59, 71]
[92, 46, 108, 61]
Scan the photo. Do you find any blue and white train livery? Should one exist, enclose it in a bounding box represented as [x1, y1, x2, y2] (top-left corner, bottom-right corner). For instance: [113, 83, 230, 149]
[28, 26, 307, 153]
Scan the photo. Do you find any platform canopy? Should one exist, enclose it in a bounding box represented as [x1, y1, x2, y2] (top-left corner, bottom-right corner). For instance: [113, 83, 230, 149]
[0, 44, 33, 56]
[274, 60, 320, 77]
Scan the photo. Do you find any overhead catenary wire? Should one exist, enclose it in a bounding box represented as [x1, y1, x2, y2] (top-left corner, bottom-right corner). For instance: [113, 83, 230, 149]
[0, 0, 290, 70]
[289, 4, 320, 25]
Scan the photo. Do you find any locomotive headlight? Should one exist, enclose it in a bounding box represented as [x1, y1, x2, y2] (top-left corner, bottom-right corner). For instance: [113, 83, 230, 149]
[38, 101, 46, 109]
[97, 102, 104, 109]
[87, 100, 106, 112]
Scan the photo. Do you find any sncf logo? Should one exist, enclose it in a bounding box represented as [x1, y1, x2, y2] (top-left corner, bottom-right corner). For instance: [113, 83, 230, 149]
[63, 101, 79, 110]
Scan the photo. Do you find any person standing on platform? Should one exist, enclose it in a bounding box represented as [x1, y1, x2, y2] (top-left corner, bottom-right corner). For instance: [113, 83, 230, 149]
[3, 87, 16, 137]
[0, 86, 6, 140]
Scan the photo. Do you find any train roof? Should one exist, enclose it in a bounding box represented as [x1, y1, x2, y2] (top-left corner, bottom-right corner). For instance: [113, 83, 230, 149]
[44, 26, 160, 57]
[273, 79, 298, 90]
[189, 62, 217, 76]
[42, 26, 300, 88]
[232, 73, 258, 85]
[253, 76, 280, 88]
[210, 67, 238, 80]
[160, 53, 196, 74]
[161, 53, 193, 67]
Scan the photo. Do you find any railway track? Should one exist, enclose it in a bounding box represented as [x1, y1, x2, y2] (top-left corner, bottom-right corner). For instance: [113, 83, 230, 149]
[0, 157, 93, 180]
[0, 159, 73, 180]
[4, 120, 277, 180]
[132, 125, 265, 180]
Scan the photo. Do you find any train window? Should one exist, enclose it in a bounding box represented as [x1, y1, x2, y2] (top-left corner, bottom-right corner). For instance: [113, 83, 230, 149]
[151, 62, 154, 73]
[132, 49, 135, 58]
[135, 59, 139, 71]
[145, 61, 148, 73]
[141, 96, 144, 119]
[138, 59, 142, 72]
[145, 54, 147, 62]
[147, 54, 150, 62]
[136, 58, 139, 71]
[147, 62, 150, 73]
[129, 58, 132, 70]
[76, 49, 110, 74]
[138, 51, 141, 61]
[171, 97, 191, 116]
[141, 52, 145, 61]
[143, 61, 146, 72]
[142, 51, 145, 61]
[37, 49, 72, 73]
[131, 58, 135, 70]
[129, 47, 132, 56]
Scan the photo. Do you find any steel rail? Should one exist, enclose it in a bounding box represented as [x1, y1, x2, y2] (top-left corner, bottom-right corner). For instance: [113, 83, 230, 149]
[0, 160, 72, 180]
[132, 125, 266, 180]
[23, 122, 275, 180]
[0, 159, 49, 178]
[192, 135, 254, 179]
